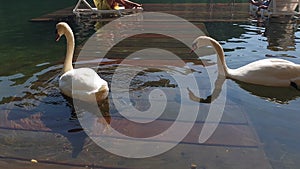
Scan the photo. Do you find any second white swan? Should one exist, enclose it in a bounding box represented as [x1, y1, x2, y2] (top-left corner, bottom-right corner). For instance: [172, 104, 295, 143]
[191, 36, 300, 89]
[56, 22, 109, 102]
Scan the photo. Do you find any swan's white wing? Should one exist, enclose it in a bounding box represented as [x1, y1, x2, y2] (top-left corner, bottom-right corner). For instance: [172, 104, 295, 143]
[229, 59, 300, 86]
[59, 68, 108, 99]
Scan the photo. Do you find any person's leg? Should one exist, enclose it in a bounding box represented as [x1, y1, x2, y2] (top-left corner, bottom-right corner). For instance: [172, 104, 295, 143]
[94, 0, 115, 9]
[106, 0, 115, 9]
[115, 0, 142, 8]
[259, 0, 271, 10]
[249, 0, 261, 6]
[257, 1, 270, 12]
[124, 0, 142, 7]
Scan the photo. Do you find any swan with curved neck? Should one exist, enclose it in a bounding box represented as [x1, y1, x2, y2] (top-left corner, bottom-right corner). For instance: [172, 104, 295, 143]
[56, 22, 109, 102]
[191, 36, 300, 89]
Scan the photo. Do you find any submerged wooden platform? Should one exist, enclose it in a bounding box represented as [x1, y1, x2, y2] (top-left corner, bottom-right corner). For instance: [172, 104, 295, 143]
[5, 3, 276, 169]
[30, 3, 250, 22]
[0, 84, 272, 169]
[0, 34, 274, 169]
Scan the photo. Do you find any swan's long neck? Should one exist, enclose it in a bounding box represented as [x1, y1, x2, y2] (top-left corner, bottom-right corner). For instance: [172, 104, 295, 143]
[62, 27, 74, 73]
[208, 37, 230, 76]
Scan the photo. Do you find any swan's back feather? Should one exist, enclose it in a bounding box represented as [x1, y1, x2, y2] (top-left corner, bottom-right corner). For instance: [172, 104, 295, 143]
[229, 59, 300, 86]
[59, 68, 108, 100]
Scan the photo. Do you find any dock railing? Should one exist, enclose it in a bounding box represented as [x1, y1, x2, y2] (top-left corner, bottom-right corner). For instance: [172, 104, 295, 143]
[73, 0, 143, 18]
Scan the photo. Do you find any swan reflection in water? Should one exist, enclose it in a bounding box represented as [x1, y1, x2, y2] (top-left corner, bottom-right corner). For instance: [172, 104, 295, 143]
[72, 96, 112, 135]
[236, 82, 300, 104]
[188, 73, 226, 104]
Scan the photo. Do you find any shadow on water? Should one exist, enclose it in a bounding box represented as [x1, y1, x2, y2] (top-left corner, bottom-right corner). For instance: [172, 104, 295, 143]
[236, 81, 300, 104]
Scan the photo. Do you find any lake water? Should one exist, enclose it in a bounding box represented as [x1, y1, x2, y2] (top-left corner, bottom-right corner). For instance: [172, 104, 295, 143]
[1, 1, 300, 169]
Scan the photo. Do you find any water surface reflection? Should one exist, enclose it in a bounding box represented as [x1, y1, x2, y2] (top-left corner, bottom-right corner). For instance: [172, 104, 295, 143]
[264, 17, 298, 51]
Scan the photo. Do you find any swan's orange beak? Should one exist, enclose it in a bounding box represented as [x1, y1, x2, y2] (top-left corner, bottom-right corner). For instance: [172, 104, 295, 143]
[55, 29, 61, 42]
[190, 44, 197, 54]
[55, 34, 61, 42]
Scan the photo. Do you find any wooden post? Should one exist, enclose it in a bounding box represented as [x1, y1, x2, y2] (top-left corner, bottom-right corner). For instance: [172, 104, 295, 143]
[272, 0, 277, 14]
[298, 0, 300, 14]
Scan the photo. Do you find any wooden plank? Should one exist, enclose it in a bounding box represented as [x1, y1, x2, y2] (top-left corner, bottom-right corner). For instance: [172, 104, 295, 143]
[86, 118, 258, 147]
[0, 102, 251, 147]
[30, 7, 75, 22]
[0, 128, 272, 169]
[0, 158, 85, 169]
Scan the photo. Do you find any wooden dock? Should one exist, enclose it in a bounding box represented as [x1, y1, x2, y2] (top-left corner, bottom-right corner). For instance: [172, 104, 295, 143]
[30, 3, 250, 22]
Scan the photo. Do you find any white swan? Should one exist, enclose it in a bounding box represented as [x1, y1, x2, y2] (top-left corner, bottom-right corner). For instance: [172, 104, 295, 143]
[191, 36, 300, 89]
[56, 22, 109, 102]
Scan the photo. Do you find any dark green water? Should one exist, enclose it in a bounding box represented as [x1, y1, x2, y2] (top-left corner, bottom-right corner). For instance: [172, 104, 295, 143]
[0, 0, 74, 76]
[0, 1, 300, 169]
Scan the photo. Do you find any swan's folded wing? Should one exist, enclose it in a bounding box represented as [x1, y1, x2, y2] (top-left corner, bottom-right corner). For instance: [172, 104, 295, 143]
[59, 68, 108, 95]
[231, 59, 300, 86]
